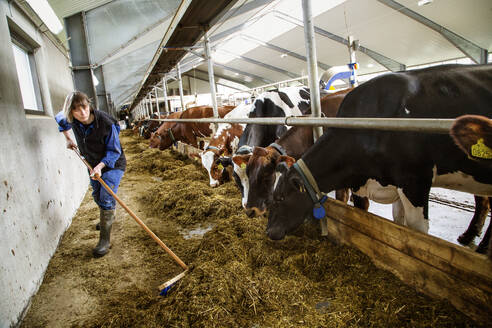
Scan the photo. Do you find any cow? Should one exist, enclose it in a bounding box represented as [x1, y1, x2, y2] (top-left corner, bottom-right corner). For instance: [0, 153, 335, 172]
[229, 87, 312, 208]
[149, 111, 183, 149]
[142, 112, 168, 139]
[451, 114, 492, 257]
[231, 88, 371, 217]
[200, 103, 252, 187]
[266, 64, 492, 249]
[154, 105, 235, 150]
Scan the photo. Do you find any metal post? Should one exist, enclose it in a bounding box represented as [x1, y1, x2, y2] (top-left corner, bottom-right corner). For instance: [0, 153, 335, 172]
[162, 76, 169, 114]
[302, 0, 323, 142]
[154, 86, 160, 116]
[348, 35, 358, 87]
[204, 31, 219, 131]
[177, 63, 185, 110]
[148, 93, 153, 117]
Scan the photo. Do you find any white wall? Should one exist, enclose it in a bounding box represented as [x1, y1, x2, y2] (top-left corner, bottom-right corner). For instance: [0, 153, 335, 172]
[0, 2, 89, 327]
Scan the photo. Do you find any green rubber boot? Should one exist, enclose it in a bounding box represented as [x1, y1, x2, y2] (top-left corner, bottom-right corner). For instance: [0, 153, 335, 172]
[93, 209, 115, 258]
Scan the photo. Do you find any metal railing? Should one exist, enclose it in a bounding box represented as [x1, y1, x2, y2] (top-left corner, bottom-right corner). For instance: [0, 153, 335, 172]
[146, 116, 456, 134]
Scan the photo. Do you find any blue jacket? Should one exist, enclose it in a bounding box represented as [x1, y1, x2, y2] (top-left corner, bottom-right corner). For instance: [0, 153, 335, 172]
[55, 110, 126, 172]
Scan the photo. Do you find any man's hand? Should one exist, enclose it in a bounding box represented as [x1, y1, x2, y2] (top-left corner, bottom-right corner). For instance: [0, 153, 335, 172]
[90, 162, 106, 180]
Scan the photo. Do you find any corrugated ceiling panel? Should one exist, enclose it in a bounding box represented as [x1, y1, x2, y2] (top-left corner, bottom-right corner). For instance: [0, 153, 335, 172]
[48, 0, 113, 19]
[314, 0, 462, 67]
[85, 0, 180, 64]
[104, 40, 161, 108]
[397, 0, 492, 51]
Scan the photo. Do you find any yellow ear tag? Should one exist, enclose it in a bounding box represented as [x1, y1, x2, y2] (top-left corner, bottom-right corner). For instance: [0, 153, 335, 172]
[217, 163, 224, 170]
[471, 138, 492, 159]
[240, 163, 246, 169]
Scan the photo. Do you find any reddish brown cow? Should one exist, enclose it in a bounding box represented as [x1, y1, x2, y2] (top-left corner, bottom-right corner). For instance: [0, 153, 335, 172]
[232, 88, 370, 217]
[142, 113, 167, 139]
[149, 111, 183, 148]
[156, 105, 234, 150]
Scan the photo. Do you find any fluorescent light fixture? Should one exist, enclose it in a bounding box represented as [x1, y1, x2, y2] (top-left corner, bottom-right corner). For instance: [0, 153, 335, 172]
[417, 0, 433, 6]
[26, 0, 63, 34]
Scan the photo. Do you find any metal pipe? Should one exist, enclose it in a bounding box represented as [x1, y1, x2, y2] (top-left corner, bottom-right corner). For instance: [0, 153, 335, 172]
[177, 63, 185, 110]
[146, 116, 455, 134]
[348, 35, 358, 87]
[154, 86, 160, 115]
[204, 31, 219, 132]
[302, 0, 323, 142]
[162, 75, 169, 114]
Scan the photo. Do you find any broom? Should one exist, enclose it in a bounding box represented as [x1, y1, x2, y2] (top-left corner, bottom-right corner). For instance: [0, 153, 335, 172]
[72, 148, 188, 295]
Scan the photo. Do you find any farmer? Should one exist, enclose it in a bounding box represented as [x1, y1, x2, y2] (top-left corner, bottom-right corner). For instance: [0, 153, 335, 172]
[55, 91, 126, 257]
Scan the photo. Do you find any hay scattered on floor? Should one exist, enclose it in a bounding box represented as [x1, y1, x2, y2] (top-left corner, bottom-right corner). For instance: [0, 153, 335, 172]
[21, 130, 477, 328]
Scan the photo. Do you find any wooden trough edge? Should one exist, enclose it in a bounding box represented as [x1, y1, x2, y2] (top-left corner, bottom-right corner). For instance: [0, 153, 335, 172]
[173, 142, 492, 324]
[323, 197, 492, 325]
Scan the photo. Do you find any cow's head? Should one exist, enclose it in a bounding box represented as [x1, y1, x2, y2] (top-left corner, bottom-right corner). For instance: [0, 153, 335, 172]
[231, 145, 253, 210]
[239, 146, 295, 217]
[159, 124, 178, 150]
[149, 132, 161, 148]
[266, 160, 312, 240]
[201, 147, 233, 187]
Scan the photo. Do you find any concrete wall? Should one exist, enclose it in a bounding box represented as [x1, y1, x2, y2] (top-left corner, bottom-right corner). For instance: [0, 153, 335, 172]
[0, 2, 89, 327]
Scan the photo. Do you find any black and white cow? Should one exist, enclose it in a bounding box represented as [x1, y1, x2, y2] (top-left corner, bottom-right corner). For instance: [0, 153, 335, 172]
[231, 87, 311, 209]
[266, 64, 492, 246]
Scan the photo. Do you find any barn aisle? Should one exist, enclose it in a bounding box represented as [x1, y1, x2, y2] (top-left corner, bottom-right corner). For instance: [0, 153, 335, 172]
[20, 131, 474, 328]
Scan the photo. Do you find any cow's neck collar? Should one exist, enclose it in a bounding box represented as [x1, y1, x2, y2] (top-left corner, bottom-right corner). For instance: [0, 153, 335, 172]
[292, 159, 327, 220]
[205, 145, 221, 155]
[167, 128, 177, 146]
[269, 142, 287, 156]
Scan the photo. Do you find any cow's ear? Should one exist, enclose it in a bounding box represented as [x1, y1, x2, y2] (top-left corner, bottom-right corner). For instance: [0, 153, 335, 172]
[277, 155, 295, 168]
[232, 154, 251, 168]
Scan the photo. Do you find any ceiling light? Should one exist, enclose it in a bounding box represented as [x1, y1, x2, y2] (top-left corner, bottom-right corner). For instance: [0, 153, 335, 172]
[417, 0, 433, 6]
[26, 0, 63, 34]
[367, 63, 374, 68]
[280, 53, 287, 58]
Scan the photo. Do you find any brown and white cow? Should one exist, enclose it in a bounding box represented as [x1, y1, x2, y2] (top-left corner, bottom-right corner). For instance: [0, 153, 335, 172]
[200, 103, 252, 187]
[154, 105, 235, 150]
[231, 88, 368, 217]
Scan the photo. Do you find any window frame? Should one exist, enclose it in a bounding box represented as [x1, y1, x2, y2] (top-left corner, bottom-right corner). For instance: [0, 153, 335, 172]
[10, 30, 45, 115]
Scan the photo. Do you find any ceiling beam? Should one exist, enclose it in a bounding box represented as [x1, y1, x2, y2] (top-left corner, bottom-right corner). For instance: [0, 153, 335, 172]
[172, 52, 275, 84]
[239, 34, 331, 71]
[218, 49, 301, 79]
[377, 0, 488, 64]
[95, 13, 174, 67]
[274, 10, 406, 72]
[183, 71, 246, 91]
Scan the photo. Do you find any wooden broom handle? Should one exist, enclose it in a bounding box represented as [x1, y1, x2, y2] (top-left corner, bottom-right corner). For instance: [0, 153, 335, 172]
[73, 148, 188, 270]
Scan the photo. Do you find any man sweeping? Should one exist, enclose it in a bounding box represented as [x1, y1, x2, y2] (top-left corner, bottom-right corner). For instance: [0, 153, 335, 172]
[55, 91, 126, 257]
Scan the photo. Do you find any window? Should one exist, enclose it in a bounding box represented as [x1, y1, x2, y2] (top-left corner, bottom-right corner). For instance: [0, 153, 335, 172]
[11, 34, 44, 114]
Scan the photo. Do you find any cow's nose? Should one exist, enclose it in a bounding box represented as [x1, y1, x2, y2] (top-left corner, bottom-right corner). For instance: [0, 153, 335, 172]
[245, 208, 255, 218]
[210, 181, 219, 188]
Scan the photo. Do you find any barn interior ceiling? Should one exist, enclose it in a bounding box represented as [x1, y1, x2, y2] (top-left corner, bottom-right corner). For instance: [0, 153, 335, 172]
[47, 0, 492, 112]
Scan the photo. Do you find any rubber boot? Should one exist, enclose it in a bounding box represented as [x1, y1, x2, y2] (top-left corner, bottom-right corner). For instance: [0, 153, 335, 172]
[93, 209, 115, 258]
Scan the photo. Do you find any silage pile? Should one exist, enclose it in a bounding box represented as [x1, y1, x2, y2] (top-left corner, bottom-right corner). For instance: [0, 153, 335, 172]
[90, 131, 473, 328]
